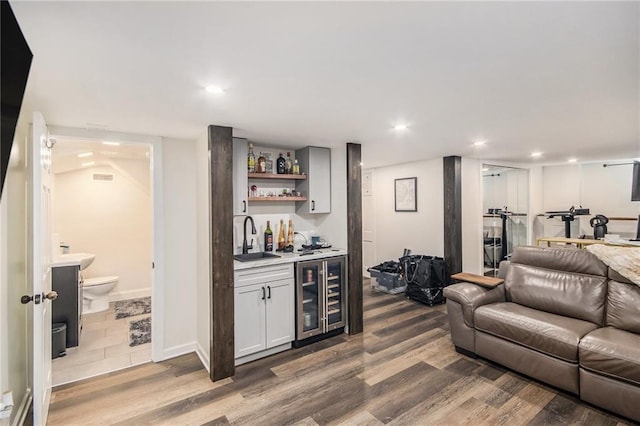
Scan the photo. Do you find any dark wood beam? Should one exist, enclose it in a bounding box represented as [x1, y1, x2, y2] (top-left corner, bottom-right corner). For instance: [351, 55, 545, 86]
[346, 143, 363, 334]
[443, 156, 462, 275]
[208, 125, 234, 381]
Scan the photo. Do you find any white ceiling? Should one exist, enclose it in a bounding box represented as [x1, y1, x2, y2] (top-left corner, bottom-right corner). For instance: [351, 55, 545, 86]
[10, 1, 640, 168]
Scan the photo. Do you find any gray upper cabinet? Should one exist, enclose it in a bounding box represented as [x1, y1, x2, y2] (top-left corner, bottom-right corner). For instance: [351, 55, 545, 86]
[233, 137, 249, 216]
[296, 146, 331, 214]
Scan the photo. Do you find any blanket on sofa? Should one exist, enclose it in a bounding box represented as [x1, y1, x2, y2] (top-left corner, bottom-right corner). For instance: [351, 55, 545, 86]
[586, 245, 640, 286]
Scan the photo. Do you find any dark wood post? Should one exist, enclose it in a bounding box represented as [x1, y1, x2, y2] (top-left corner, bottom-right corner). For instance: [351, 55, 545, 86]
[208, 125, 234, 380]
[443, 156, 462, 275]
[347, 143, 363, 334]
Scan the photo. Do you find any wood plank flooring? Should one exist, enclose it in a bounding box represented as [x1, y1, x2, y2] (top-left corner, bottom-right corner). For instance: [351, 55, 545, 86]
[47, 280, 633, 425]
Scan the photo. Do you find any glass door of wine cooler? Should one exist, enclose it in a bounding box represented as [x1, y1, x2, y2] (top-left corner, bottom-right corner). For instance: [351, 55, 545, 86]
[325, 257, 346, 331]
[296, 260, 323, 340]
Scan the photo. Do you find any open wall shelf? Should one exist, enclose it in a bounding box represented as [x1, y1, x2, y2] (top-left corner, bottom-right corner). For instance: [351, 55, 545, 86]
[248, 173, 307, 180]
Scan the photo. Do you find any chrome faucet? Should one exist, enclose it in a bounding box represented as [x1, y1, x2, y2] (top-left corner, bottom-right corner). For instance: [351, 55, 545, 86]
[242, 215, 257, 254]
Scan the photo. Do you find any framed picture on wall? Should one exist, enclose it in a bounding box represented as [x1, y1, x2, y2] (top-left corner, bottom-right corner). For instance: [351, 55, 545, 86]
[394, 177, 417, 212]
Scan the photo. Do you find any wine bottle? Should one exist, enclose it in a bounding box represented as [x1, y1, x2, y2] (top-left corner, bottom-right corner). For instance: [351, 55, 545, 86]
[292, 159, 300, 174]
[287, 219, 294, 247]
[278, 219, 286, 250]
[247, 143, 255, 173]
[257, 152, 266, 173]
[276, 153, 286, 174]
[264, 220, 273, 252]
[285, 152, 293, 174]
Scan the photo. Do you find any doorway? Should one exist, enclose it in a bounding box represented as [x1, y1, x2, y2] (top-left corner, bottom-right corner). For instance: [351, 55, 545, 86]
[482, 164, 529, 276]
[49, 135, 156, 385]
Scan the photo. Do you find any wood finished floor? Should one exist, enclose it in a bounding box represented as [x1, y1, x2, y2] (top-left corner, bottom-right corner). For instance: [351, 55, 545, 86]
[48, 281, 633, 426]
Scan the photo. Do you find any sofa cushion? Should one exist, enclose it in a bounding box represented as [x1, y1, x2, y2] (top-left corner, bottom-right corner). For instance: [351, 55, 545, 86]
[505, 263, 607, 325]
[606, 280, 640, 334]
[579, 327, 640, 386]
[510, 246, 608, 277]
[475, 302, 598, 363]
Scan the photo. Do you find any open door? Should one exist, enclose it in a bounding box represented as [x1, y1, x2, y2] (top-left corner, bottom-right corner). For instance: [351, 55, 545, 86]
[27, 111, 54, 425]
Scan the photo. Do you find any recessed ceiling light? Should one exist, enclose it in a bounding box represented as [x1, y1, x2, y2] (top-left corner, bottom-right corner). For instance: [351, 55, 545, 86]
[568, 158, 577, 163]
[473, 140, 487, 146]
[531, 152, 543, 158]
[103, 141, 120, 146]
[81, 161, 95, 167]
[205, 85, 225, 95]
[482, 168, 489, 172]
[359, 161, 364, 167]
[77, 152, 93, 158]
[393, 124, 408, 131]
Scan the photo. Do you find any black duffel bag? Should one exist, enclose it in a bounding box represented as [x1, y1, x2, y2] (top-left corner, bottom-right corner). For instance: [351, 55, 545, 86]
[401, 255, 450, 306]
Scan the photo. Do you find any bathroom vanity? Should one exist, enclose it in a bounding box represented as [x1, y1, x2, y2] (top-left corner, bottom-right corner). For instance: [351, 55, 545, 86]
[52, 265, 83, 347]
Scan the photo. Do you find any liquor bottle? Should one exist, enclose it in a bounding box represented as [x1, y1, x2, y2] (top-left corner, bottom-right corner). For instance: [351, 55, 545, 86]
[276, 153, 286, 174]
[247, 143, 256, 173]
[292, 159, 300, 174]
[287, 219, 294, 247]
[278, 219, 286, 250]
[285, 152, 293, 174]
[264, 220, 273, 252]
[257, 152, 266, 173]
[265, 153, 273, 174]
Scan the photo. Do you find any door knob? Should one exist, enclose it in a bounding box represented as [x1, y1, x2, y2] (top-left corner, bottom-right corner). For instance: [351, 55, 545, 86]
[20, 291, 58, 305]
[21, 293, 41, 304]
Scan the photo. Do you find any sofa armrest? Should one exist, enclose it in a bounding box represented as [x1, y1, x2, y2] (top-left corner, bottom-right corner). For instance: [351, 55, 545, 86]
[444, 283, 505, 327]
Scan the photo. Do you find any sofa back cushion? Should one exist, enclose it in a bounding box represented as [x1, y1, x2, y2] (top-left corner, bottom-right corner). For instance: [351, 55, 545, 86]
[607, 268, 640, 333]
[506, 246, 608, 325]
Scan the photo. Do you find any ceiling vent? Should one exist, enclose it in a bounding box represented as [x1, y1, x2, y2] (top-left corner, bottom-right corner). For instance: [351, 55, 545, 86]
[93, 173, 113, 181]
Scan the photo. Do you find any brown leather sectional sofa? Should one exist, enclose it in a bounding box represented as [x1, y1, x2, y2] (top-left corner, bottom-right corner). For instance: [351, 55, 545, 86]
[444, 245, 640, 422]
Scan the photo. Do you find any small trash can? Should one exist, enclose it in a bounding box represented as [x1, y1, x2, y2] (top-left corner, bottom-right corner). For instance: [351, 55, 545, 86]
[52, 323, 67, 359]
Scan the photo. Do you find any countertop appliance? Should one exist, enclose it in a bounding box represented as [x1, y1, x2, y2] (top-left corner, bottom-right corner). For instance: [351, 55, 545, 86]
[294, 255, 346, 346]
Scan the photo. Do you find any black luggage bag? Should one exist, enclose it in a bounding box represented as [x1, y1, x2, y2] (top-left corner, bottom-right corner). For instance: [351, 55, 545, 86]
[401, 255, 450, 306]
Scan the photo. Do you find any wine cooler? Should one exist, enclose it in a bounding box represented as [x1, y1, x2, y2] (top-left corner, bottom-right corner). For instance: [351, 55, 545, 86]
[295, 255, 346, 345]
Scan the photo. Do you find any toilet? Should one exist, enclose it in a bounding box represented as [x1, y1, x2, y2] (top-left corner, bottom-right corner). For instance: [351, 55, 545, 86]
[83, 276, 119, 314]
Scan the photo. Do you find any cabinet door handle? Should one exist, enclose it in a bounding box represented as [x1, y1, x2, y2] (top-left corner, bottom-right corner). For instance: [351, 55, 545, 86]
[267, 286, 271, 299]
[311, 200, 315, 211]
[242, 200, 247, 213]
[261, 286, 265, 300]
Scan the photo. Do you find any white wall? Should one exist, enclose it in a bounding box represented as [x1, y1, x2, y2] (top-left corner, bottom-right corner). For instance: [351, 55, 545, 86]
[52, 160, 152, 301]
[0, 122, 29, 425]
[370, 158, 444, 264]
[462, 158, 483, 274]
[195, 131, 210, 369]
[540, 161, 640, 238]
[161, 138, 198, 356]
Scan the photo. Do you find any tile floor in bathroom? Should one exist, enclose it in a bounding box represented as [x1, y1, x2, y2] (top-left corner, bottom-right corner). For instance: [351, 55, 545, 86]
[52, 302, 151, 386]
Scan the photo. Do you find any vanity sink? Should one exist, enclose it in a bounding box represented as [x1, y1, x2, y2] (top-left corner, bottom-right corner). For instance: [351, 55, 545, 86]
[53, 253, 96, 270]
[233, 252, 281, 262]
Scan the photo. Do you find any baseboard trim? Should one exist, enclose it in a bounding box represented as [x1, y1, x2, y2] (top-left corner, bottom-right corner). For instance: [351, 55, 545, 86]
[161, 342, 197, 361]
[108, 288, 151, 302]
[235, 343, 290, 366]
[195, 343, 210, 373]
[12, 387, 31, 426]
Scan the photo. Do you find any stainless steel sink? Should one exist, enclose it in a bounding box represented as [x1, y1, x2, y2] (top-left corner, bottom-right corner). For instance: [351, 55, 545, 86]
[233, 252, 281, 262]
